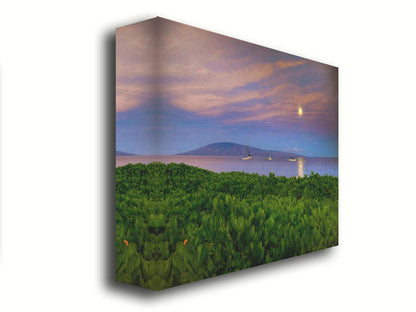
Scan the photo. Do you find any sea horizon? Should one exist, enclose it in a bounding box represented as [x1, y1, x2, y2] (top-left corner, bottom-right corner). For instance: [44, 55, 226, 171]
[116, 155, 338, 178]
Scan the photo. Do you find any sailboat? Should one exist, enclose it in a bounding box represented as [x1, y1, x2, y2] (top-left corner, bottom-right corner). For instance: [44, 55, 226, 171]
[242, 146, 253, 160]
[265, 154, 272, 161]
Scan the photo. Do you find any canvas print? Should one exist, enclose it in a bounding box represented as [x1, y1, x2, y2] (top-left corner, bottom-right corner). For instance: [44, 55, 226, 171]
[116, 17, 338, 290]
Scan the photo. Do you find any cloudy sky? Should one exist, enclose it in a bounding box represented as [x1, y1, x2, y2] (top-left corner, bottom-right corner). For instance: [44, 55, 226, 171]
[116, 17, 338, 157]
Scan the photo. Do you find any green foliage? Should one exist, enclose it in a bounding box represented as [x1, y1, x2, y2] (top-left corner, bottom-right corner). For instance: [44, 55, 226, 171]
[116, 162, 338, 290]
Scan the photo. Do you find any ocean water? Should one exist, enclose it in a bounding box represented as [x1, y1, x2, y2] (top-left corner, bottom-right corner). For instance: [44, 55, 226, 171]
[116, 155, 338, 178]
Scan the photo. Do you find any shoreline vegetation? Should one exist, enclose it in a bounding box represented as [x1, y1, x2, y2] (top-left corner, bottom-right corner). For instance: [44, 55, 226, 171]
[116, 162, 338, 290]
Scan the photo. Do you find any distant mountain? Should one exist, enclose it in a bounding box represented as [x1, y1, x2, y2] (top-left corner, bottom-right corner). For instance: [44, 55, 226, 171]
[177, 142, 303, 158]
[116, 150, 137, 156]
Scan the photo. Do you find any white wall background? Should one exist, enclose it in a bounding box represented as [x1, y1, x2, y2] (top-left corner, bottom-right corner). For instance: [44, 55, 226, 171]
[1, 1, 415, 311]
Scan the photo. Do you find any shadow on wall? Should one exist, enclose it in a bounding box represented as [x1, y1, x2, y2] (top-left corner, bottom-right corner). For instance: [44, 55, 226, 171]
[101, 20, 337, 299]
[101, 27, 116, 295]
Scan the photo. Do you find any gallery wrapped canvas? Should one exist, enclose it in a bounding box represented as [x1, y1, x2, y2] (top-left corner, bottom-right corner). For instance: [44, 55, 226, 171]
[115, 17, 338, 290]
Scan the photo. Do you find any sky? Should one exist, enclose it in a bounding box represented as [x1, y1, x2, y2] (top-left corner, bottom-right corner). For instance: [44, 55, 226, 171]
[116, 17, 338, 157]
